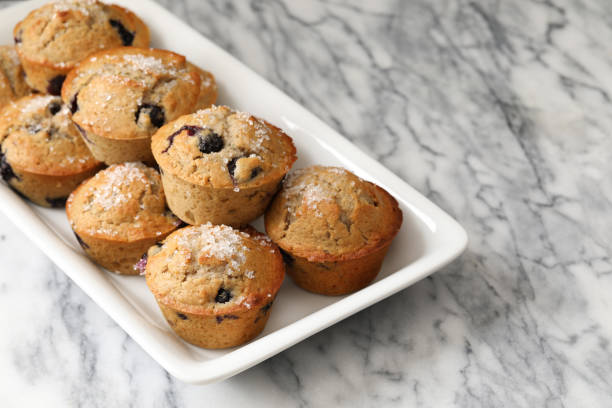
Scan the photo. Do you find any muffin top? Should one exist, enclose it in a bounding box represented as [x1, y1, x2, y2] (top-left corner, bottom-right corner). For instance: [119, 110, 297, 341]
[187, 63, 218, 111]
[14, 0, 149, 68]
[67, 162, 181, 241]
[0, 46, 30, 108]
[0, 94, 99, 175]
[151, 105, 297, 190]
[265, 166, 403, 262]
[61, 47, 201, 140]
[145, 224, 284, 315]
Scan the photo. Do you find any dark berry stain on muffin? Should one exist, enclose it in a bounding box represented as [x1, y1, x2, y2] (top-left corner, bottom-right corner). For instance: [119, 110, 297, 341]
[250, 166, 262, 180]
[70, 93, 79, 114]
[136, 104, 165, 128]
[74, 122, 94, 144]
[109, 19, 135, 46]
[279, 248, 294, 267]
[0, 150, 19, 182]
[46, 196, 67, 208]
[227, 156, 262, 183]
[73, 232, 89, 249]
[134, 252, 148, 275]
[176, 312, 188, 320]
[260, 301, 273, 314]
[216, 314, 239, 324]
[215, 287, 232, 303]
[255, 301, 273, 323]
[14, 30, 22, 44]
[198, 131, 224, 154]
[227, 157, 239, 180]
[162, 125, 203, 153]
[47, 75, 66, 96]
[48, 101, 61, 116]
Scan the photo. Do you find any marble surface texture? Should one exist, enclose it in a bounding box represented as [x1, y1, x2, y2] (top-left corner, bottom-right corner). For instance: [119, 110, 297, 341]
[1, 0, 612, 406]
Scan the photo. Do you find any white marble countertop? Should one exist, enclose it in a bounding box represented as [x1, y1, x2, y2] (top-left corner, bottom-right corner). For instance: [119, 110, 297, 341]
[2, 0, 612, 406]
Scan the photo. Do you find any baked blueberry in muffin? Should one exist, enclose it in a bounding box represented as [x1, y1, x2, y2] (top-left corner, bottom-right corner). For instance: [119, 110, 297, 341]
[66, 162, 181, 274]
[265, 166, 403, 295]
[151, 105, 297, 227]
[145, 223, 284, 348]
[0, 94, 101, 206]
[61, 47, 211, 164]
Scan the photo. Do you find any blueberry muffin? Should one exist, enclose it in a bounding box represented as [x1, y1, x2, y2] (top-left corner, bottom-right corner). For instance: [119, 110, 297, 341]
[144, 223, 284, 349]
[151, 105, 297, 227]
[187, 63, 218, 111]
[0, 46, 31, 109]
[0, 95, 101, 207]
[264, 166, 403, 295]
[66, 162, 181, 275]
[14, 0, 149, 94]
[61, 47, 203, 164]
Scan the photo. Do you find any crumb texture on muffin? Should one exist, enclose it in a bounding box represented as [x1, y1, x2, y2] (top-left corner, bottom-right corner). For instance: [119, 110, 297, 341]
[146, 223, 284, 314]
[187, 62, 218, 111]
[0, 46, 30, 107]
[61, 47, 201, 140]
[0, 94, 98, 175]
[152, 105, 296, 189]
[265, 166, 403, 262]
[14, 0, 149, 67]
[67, 162, 180, 240]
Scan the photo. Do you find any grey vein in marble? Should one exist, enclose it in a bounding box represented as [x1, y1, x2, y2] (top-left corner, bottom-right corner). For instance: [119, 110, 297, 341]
[1, 0, 612, 406]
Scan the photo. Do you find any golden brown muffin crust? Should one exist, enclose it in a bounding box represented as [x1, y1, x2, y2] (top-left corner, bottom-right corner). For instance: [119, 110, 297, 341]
[0, 94, 99, 176]
[151, 105, 296, 190]
[0, 46, 30, 108]
[187, 62, 218, 111]
[61, 47, 201, 141]
[67, 162, 180, 242]
[14, 0, 149, 68]
[265, 166, 403, 262]
[146, 224, 284, 315]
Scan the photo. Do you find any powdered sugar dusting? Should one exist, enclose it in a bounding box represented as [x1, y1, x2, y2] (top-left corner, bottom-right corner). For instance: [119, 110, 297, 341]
[253, 234, 273, 248]
[52, 0, 98, 16]
[121, 54, 178, 76]
[177, 223, 249, 275]
[85, 162, 148, 211]
[283, 168, 334, 217]
[235, 111, 271, 151]
[19, 95, 56, 115]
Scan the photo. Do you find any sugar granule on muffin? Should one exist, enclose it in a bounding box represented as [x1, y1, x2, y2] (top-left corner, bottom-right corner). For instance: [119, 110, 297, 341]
[14, 0, 149, 94]
[151, 105, 296, 226]
[61, 47, 204, 164]
[0, 94, 101, 206]
[67, 162, 181, 274]
[265, 165, 403, 295]
[145, 223, 284, 348]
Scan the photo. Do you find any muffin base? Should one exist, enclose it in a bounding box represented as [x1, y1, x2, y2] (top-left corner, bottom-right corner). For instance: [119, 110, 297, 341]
[161, 171, 282, 227]
[283, 243, 392, 296]
[5, 164, 101, 207]
[156, 299, 275, 349]
[72, 230, 173, 275]
[77, 124, 155, 165]
[18, 54, 69, 95]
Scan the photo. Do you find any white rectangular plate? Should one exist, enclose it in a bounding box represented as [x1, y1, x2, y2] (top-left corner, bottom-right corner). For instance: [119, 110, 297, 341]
[0, 0, 468, 384]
